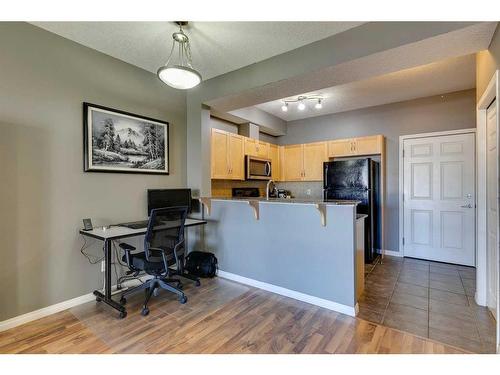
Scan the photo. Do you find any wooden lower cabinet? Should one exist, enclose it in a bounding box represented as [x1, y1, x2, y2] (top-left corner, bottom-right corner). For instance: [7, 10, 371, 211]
[356, 216, 365, 300]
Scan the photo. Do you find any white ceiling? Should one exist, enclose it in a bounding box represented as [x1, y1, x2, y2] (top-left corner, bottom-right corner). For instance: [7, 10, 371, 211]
[30, 21, 363, 80]
[256, 54, 477, 121]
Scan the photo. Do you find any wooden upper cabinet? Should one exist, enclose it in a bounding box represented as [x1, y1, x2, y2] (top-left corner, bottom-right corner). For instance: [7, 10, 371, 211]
[211, 129, 384, 183]
[303, 142, 327, 181]
[282, 142, 327, 181]
[328, 139, 355, 157]
[283, 144, 304, 181]
[268, 143, 281, 181]
[244, 138, 269, 158]
[328, 135, 384, 158]
[210, 129, 244, 180]
[354, 135, 383, 156]
[228, 133, 245, 180]
[211, 129, 230, 179]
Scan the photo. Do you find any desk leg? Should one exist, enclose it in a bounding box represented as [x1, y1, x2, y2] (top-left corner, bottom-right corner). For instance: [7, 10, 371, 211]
[93, 239, 127, 319]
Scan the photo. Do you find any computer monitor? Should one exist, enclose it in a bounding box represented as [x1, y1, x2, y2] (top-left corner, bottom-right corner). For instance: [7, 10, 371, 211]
[147, 189, 192, 216]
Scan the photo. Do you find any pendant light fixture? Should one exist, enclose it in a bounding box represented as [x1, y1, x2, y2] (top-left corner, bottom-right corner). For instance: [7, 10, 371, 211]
[157, 21, 202, 90]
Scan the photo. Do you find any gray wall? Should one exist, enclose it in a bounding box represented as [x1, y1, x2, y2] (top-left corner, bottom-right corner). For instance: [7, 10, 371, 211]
[228, 106, 286, 136]
[0, 23, 186, 321]
[210, 116, 278, 144]
[210, 116, 238, 134]
[278, 89, 476, 252]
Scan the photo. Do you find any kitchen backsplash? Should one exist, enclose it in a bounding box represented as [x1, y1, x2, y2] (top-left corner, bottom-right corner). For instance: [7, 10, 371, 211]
[211, 180, 268, 197]
[211, 180, 323, 199]
[275, 181, 323, 199]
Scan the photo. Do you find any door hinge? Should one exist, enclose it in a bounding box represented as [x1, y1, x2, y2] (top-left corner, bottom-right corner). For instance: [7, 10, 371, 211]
[402, 237, 405, 246]
[402, 149, 405, 158]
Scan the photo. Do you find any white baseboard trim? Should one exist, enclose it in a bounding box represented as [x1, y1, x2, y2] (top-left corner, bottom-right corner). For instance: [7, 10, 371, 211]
[0, 292, 96, 332]
[0, 276, 151, 333]
[379, 249, 403, 257]
[217, 270, 357, 317]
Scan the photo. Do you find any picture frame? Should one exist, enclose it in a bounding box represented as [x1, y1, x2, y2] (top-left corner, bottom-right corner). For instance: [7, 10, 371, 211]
[83, 102, 169, 175]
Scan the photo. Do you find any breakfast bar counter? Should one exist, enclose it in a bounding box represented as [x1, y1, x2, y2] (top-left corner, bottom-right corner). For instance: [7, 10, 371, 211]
[196, 197, 363, 316]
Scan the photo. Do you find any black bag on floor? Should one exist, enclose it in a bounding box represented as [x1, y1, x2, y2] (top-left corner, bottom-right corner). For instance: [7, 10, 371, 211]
[185, 251, 218, 278]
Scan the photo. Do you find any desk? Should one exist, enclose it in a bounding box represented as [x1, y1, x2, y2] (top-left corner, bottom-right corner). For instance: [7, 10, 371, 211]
[79, 218, 207, 318]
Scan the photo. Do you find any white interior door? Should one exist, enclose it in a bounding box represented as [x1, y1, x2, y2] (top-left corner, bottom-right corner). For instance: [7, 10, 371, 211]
[487, 100, 498, 318]
[403, 133, 475, 265]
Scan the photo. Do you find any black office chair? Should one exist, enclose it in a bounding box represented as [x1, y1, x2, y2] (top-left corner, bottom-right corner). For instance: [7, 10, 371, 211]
[118, 206, 189, 316]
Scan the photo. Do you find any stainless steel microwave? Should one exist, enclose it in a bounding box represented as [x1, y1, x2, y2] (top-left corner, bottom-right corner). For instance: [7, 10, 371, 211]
[245, 156, 272, 180]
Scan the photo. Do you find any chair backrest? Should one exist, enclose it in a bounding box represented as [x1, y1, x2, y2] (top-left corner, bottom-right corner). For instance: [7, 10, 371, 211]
[144, 206, 188, 261]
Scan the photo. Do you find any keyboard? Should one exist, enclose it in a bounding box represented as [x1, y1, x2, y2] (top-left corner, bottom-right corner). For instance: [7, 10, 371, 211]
[118, 220, 149, 229]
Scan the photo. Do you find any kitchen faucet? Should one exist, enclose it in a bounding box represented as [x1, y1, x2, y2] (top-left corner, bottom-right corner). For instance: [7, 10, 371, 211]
[266, 179, 275, 200]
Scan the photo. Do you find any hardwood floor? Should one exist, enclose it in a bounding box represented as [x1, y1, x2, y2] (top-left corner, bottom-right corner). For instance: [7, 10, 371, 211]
[0, 277, 468, 354]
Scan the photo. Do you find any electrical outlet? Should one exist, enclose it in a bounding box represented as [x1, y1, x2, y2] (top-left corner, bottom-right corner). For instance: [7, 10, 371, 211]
[306, 189, 311, 196]
[101, 260, 105, 273]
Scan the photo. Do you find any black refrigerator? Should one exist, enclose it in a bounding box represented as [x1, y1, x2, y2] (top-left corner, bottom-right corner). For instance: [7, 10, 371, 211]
[323, 158, 380, 263]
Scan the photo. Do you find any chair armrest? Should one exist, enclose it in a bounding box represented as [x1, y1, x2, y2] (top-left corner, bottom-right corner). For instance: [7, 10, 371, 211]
[118, 242, 136, 269]
[119, 243, 136, 251]
[150, 241, 185, 271]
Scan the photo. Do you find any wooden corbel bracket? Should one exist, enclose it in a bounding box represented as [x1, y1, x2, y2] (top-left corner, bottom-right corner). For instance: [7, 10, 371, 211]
[315, 203, 327, 226]
[247, 200, 260, 220]
[199, 197, 212, 216]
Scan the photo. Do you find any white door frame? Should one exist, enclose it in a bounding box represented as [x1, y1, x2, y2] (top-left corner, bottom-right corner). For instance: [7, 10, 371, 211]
[476, 70, 499, 353]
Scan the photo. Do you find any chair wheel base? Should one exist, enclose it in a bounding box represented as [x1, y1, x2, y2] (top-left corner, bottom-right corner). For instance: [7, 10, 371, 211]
[179, 295, 187, 304]
[177, 282, 183, 290]
[119, 297, 127, 305]
[95, 296, 102, 302]
[195, 280, 201, 287]
[141, 307, 150, 316]
[119, 311, 127, 319]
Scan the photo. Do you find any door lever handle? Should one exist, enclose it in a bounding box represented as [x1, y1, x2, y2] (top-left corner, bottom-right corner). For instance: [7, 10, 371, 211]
[460, 204, 473, 208]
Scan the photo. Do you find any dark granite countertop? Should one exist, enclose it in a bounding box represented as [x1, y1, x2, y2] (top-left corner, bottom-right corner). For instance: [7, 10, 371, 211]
[205, 197, 360, 206]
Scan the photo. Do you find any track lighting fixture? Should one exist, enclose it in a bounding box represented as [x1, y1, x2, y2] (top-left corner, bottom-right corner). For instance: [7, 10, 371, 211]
[280, 95, 324, 112]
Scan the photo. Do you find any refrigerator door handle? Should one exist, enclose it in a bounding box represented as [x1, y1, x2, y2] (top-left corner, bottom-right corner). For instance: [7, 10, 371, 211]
[323, 186, 330, 200]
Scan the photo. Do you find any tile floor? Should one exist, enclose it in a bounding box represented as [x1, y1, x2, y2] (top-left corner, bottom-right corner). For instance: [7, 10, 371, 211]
[358, 256, 497, 353]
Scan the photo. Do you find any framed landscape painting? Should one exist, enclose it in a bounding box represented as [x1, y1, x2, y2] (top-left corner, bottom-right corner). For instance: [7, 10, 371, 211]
[83, 103, 169, 175]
